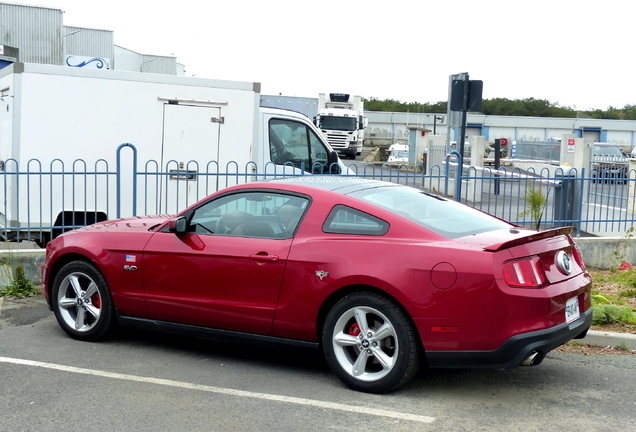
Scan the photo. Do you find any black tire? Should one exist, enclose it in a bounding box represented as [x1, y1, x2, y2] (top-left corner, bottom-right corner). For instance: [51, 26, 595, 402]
[51, 260, 115, 341]
[322, 291, 421, 393]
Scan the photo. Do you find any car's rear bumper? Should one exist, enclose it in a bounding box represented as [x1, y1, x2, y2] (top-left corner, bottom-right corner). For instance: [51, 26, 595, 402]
[425, 307, 593, 369]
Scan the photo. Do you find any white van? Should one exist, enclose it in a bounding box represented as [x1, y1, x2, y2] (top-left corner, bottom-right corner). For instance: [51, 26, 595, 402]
[0, 62, 343, 241]
[387, 144, 409, 163]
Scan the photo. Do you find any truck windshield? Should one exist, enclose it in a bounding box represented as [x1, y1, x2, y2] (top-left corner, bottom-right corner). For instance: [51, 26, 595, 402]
[319, 116, 357, 132]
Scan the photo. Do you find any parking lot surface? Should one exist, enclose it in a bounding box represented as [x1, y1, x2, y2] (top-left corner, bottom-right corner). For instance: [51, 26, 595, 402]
[1, 296, 636, 431]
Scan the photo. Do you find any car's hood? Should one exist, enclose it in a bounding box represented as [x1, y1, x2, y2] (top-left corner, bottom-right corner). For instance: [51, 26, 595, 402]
[70, 215, 174, 234]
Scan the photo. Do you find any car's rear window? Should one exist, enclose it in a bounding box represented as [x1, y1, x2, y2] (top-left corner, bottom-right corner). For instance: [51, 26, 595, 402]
[349, 186, 512, 239]
[323, 205, 389, 236]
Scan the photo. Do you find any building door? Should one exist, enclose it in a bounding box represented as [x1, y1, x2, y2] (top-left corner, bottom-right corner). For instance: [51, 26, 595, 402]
[159, 103, 222, 213]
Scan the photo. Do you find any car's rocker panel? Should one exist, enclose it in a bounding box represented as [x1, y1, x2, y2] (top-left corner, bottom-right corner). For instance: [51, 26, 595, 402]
[116, 312, 320, 351]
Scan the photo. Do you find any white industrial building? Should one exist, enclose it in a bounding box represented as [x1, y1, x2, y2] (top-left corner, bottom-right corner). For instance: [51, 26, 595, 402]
[0, 2, 184, 74]
[365, 111, 636, 154]
[3, 1, 635, 155]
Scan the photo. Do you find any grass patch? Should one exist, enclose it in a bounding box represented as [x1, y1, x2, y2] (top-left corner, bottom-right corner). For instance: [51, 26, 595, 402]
[589, 268, 636, 327]
[615, 342, 629, 351]
[569, 341, 586, 347]
[619, 289, 636, 298]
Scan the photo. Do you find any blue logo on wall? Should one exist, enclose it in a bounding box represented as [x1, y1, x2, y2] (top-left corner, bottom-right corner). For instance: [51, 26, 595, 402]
[65, 56, 109, 69]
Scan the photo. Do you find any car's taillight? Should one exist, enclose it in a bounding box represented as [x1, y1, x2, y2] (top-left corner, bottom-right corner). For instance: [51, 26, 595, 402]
[502, 256, 546, 288]
[572, 244, 586, 271]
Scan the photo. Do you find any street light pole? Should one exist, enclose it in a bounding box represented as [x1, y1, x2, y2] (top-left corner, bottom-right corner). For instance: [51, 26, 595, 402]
[433, 116, 443, 135]
[140, 58, 156, 72]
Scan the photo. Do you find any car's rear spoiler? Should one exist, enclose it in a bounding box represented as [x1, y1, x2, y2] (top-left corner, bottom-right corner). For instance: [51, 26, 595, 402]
[483, 226, 573, 252]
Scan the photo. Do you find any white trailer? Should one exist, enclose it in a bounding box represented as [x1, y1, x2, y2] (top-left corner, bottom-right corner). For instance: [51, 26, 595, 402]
[315, 93, 367, 159]
[0, 63, 341, 242]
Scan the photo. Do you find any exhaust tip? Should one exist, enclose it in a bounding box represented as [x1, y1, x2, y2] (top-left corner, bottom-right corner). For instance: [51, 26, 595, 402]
[522, 351, 540, 366]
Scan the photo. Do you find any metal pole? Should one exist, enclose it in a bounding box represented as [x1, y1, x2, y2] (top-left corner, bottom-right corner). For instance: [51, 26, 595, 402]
[494, 139, 501, 195]
[116, 143, 137, 218]
[457, 76, 470, 201]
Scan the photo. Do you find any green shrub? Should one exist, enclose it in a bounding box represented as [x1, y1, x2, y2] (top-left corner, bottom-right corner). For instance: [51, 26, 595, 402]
[0, 264, 38, 298]
[592, 304, 636, 325]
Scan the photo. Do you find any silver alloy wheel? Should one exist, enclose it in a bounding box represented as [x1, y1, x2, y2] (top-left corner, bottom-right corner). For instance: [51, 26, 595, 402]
[331, 306, 398, 382]
[57, 271, 102, 332]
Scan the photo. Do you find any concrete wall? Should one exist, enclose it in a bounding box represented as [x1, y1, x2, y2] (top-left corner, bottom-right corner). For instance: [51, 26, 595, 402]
[575, 237, 636, 269]
[0, 248, 45, 287]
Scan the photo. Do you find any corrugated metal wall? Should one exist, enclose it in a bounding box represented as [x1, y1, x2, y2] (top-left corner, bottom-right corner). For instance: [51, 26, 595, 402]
[63, 26, 114, 65]
[114, 45, 177, 74]
[1, 2, 180, 75]
[0, 3, 64, 65]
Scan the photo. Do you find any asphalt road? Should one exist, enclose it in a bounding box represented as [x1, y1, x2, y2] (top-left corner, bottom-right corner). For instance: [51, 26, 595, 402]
[1, 296, 636, 432]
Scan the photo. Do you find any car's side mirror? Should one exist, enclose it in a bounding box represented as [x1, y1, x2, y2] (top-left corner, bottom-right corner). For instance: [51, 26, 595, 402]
[168, 216, 187, 234]
[328, 150, 341, 174]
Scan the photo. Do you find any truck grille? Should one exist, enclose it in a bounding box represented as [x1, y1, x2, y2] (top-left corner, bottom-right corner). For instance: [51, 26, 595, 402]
[326, 133, 348, 149]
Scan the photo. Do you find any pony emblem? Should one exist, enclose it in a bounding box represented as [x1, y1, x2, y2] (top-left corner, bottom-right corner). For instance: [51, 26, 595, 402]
[315, 270, 329, 281]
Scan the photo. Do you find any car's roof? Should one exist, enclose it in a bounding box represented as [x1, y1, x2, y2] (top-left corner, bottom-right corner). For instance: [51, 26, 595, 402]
[268, 176, 402, 195]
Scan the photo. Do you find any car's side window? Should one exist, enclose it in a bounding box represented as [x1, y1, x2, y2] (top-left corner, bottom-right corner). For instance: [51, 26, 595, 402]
[323, 205, 389, 236]
[269, 119, 329, 173]
[187, 191, 309, 239]
[308, 128, 330, 173]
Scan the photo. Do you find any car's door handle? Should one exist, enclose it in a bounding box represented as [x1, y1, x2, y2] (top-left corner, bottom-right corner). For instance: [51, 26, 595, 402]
[249, 253, 279, 262]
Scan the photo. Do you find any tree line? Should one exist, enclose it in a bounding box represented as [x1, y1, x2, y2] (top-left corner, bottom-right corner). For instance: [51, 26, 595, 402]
[363, 97, 636, 120]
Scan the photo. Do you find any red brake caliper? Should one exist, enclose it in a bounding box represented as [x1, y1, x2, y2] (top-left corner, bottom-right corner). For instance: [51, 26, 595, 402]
[348, 323, 361, 336]
[92, 293, 101, 309]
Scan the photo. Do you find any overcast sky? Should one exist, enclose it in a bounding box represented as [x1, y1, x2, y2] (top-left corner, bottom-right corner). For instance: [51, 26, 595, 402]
[10, 0, 634, 110]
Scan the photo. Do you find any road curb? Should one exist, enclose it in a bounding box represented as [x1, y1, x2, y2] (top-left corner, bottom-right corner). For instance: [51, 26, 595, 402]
[579, 329, 636, 350]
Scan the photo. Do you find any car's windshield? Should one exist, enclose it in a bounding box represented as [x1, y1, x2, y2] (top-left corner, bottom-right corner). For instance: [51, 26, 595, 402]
[594, 145, 624, 157]
[390, 150, 409, 159]
[349, 186, 512, 239]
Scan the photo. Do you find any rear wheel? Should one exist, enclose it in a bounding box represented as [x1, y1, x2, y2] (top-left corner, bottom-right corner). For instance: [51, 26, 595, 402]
[322, 291, 421, 393]
[51, 261, 115, 341]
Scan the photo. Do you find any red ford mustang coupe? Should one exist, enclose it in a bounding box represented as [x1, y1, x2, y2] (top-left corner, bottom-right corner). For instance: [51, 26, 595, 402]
[42, 177, 592, 393]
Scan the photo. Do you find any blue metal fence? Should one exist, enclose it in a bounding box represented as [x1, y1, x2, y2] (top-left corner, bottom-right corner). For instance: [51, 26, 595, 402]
[1, 144, 635, 244]
[441, 152, 636, 237]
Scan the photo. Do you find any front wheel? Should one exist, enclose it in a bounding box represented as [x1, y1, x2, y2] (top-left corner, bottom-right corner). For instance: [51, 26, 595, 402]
[322, 292, 421, 393]
[51, 261, 115, 341]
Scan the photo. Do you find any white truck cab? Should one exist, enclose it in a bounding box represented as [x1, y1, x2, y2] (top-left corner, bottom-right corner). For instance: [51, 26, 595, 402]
[315, 93, 367, 159]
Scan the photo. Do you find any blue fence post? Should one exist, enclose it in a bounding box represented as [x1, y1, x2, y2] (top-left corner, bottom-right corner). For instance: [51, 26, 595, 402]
[576, 168, 585, 237]
[446, 150, 462, 201]
[444, 154, 451, 197]
[116, 143, 137, 218]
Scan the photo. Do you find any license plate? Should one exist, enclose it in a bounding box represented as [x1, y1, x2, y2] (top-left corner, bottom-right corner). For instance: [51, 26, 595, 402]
[565, 297, 580, 323]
